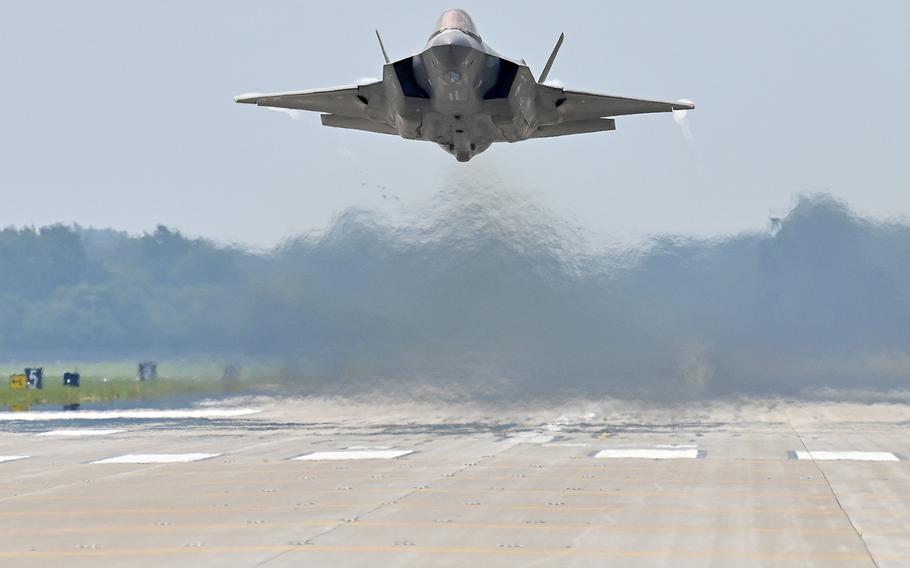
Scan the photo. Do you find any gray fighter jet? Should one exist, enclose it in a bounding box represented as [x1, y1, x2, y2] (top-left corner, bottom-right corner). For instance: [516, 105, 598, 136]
[236, 9, 694, 162]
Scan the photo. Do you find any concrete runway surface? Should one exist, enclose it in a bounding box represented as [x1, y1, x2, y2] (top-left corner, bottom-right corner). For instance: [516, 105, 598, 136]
[1, 397, 909, 567]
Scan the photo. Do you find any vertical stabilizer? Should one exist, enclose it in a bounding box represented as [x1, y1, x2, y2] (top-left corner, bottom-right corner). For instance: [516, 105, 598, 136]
[375, 30, 391, 64]
[539, 33, 564, 83]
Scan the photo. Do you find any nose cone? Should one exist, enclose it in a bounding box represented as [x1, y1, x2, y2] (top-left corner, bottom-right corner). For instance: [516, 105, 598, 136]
[429, 28, 476, 48]
[433, 43, 473, 70]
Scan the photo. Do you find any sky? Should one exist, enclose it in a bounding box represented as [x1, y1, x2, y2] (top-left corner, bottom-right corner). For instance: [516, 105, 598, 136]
[1, 1, 908, 247]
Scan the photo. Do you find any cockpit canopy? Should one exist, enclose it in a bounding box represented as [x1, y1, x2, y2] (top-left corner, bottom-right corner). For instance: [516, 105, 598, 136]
[430, 9, 480, 40]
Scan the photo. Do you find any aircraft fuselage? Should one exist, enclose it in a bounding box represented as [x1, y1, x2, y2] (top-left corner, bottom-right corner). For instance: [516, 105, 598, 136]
[235, 9, 695, 162]
[412, 30, 502, 161]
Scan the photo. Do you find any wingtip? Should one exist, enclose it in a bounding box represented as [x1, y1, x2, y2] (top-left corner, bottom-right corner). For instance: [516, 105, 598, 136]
[234, 93, 263, 104]
[675, 98, 696, 111]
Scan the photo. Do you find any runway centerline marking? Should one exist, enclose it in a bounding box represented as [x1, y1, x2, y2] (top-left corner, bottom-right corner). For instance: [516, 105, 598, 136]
[0, 408, 259, 421]
[595, 448, 700, 460]
[293, 450, 414, 461]
[503, 432, 555, 444]
[0, 455, 29, 463]
[36, 429, 124, 437]
[91, 453, 222, 464]
[792, 451, 900, 462]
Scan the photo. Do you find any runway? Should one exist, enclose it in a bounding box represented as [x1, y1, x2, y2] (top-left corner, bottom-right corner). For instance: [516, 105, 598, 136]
[1, 398, 909, 567]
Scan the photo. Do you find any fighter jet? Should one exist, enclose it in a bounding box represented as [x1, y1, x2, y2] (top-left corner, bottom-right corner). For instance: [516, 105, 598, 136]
[236, 9, 694, 162]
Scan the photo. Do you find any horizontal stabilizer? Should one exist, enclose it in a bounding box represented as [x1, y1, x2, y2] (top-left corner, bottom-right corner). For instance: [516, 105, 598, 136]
[531, 118, 616, 139]
[321, 114, 397, 135]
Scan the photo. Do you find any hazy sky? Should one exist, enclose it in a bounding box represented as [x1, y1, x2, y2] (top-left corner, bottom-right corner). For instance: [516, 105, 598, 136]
[1, 1, 908, 246]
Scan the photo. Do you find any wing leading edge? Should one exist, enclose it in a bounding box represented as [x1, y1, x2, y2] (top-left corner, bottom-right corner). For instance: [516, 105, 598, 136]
[538, 85, 694, 121]
[235, 81, 386, 118]
[235, 81, 395, 135]
[528, 85, 694, 139]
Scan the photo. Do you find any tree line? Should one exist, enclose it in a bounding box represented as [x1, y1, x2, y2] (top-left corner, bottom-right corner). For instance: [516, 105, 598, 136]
[1, 192, 908, 399]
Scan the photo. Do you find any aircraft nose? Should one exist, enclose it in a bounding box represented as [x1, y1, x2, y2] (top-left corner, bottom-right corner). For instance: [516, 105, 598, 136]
[431, 43, 473, 69]
[428, 28, 475, 50]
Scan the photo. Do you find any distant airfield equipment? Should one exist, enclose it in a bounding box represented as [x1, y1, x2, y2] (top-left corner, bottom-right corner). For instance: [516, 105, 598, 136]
[222, 364, 241, 382]
[9, 374, 27, 390]
[63, 372, 81, 388]
[25, 368, 43, 390]
[236, 8, 694, 162]
[137, 362, 157, 381]
[769, 217, 783, 235]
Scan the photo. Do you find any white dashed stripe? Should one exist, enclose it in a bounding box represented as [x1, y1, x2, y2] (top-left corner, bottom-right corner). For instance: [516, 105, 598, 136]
[0, 408, 259, 421]
[595, 448, 699, 459]
[36, 429, 124, 437]
[794, 451, 899, 462]
[92, 453, 222, 464]
[293, 450, 413, 461]
[504, 432, 555, 445]
[0, 456, 29, 463]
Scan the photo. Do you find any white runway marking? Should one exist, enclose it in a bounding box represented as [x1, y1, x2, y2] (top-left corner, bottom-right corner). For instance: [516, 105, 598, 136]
[36, 429, 124, 437]
[595, 448, 700, 460]
[0, 408, 259, 422]
[794, 451, 900, 462]
[92, 453, 222, 464]
[293, 450, 414, 461]
[0, 456, 29, 463]
[504, 432, 555, 445]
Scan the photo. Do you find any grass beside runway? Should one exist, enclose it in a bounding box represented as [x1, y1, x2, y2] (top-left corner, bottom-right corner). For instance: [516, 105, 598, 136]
[0, 361, 272, 408]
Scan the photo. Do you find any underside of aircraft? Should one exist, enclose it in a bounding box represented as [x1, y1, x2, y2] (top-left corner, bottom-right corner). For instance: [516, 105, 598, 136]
[236, 9, 694, 162]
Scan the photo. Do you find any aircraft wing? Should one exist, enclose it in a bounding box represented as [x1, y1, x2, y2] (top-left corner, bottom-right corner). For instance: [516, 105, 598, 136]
[539, 86, 694, 121]
[235, 81, 386, 118]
